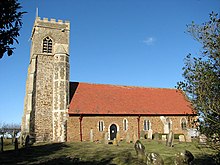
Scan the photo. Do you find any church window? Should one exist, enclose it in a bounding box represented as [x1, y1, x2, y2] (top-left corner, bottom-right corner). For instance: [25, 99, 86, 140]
[181, 118, 187, 130]
[42, 37, 52, 53]
[98, 120, 104, 132]
[143, 119, 151, 131]
[123, 118, 128, 131]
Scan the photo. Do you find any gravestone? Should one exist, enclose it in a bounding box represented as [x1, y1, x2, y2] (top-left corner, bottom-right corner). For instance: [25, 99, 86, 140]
[0, 136, 3, 152]
[154, 132, 159, 140]
[90, 129, 93, 142]
[126, 133, 130, 143]
[174, 150, 194, 165]
[140, 131, 145, 139]
[113, 138, 118, 146]
[166, 131, 174, 147]
[133, 133, 138, 143]
[148, 129, 153, 139]
[116, 132, 120, 142]
[199, 134, 207, 144]
[179, 135, 185, 142]
[104, 132, 108, 144]
[185, 134, 192, 142]
[162, 135, 167, 141]
[134, 140, 145, 160]
[145, 152, 164, 165]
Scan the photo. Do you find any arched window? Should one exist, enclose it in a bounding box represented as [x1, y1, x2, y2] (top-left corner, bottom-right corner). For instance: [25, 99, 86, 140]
[181, 118, 187, 130]
[143, 119, 151, 131]
[123, 118, 128, 131]
[98, 120, 104, 132]
[42, 37, 52, 53]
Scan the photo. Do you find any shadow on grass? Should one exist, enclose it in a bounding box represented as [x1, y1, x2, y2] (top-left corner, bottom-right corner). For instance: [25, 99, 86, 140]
[0, 143, 69, 164]
[194, 154, 216, 165]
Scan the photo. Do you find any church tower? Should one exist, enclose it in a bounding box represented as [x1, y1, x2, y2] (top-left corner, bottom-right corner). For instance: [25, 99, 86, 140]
[21, 17, 70, 142]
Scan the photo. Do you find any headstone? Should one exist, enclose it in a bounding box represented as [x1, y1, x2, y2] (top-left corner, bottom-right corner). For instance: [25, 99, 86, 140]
[148, 129, 153, 139]
[185, 134, 192, 142]
[104, 132, 108, 144]
[162, 135, 167, 141]
[0, 136, 3, 152]
[126, 133, 130, 143]
[116, 132, 120, 142]
[134, 140, 145, 160]
[145, 152, 164, 165]
[90, 129, 93, 142]
[133, 133, 138, 143]
[113, 138, 118, 146]
[154, 132, 159, 140]
[140, 131, 145, 139]
[166, 131, 174, 147]
[174, 150, 194, 165]
[14, 138, 18, 150]
[179, 135, 185, 142]
[199, 134, 207, 144]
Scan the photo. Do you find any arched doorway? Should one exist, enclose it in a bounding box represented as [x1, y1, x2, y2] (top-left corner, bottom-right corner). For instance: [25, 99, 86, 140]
[110, 124, 117, 140]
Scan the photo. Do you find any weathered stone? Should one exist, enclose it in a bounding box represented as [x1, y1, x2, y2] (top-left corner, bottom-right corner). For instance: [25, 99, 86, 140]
[116, 132, 120, 142]
[162, 135, 167, 141]
[179, 135, 185, 142]
[145, 152, 164, 165]
[126, 133, 130, 143]
[90, 129, 93, 142]
[133, 133, 138, 144]
[113, 138, 118, 146]
[185, 134, 192, 142]
[104, 132, 108, 144]
[174, 150, 194, 165]
[134, 140, 145, 160]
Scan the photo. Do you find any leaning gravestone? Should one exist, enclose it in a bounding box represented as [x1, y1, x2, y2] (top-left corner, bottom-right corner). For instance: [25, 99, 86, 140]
[134, 140, 145, 160]
[174, 150, 194, 165]
[145, 152, 164, 165]
[148, 129, 153, 139]
[166, 131, 174, 147]
[162, 135, 167, 141]
[179, 135, 185, 142]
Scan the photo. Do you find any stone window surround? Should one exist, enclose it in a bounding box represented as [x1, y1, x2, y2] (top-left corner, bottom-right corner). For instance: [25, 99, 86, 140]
[143, 119, 151, 131]
[123, 118, 128, 131]
[98, 120, 104, 132]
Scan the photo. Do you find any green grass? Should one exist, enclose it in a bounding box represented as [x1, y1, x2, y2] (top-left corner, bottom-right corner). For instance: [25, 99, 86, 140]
[0, 139, 217, 165]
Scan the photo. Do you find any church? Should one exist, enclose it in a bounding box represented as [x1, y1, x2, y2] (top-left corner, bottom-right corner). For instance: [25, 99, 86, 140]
[21, 17, 196, 142]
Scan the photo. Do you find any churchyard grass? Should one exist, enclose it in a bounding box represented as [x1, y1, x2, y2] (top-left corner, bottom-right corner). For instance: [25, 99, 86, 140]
[0, 139, 217, 164]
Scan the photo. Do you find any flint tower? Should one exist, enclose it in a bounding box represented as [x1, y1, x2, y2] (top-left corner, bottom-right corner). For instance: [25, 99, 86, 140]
[21, 17, 70, 142]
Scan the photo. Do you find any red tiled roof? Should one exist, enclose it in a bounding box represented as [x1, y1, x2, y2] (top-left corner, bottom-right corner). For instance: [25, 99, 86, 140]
[68, 82, 195, 115]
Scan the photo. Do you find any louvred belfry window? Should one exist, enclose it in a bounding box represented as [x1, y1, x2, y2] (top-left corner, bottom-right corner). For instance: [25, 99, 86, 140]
[42, 37, 52, 53]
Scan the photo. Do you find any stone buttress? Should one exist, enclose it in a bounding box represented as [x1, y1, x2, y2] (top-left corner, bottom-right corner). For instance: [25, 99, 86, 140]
[21, 17, 70, 142]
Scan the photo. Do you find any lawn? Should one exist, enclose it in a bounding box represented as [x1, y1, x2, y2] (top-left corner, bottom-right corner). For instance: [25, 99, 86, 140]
[0, 139, 217, 165]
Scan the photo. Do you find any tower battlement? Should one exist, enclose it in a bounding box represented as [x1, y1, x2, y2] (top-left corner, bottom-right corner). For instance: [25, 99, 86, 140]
[34, 17, 70, 30]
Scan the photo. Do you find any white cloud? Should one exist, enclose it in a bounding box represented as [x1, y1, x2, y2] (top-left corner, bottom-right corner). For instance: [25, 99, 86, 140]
[143, 37, 156, 45]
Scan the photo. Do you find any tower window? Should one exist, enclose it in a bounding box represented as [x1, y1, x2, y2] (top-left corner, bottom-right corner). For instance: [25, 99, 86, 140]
[42, 37, 52, 53]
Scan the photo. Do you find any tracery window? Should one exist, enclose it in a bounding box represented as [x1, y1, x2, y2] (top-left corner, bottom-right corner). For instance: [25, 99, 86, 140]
[98, 120, 104, 132]
[123, 118, 128, 131]
[42, 37, 52, 53]
[144, 119, 151, 131]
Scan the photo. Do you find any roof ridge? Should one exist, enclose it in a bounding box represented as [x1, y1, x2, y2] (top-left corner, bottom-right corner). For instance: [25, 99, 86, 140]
[70, 81, 177, 90]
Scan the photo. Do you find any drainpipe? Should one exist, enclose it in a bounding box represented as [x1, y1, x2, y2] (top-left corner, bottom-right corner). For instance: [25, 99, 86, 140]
[79, 115, 83, 142]
[137, 115, 141, 139]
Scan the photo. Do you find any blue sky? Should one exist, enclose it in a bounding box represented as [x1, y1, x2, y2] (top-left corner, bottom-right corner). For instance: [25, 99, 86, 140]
[0, 0, 219, 124]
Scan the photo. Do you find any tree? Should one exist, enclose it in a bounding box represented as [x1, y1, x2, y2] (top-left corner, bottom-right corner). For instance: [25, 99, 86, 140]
[0, 0, 26, 59]
[177, 12, 220, 153]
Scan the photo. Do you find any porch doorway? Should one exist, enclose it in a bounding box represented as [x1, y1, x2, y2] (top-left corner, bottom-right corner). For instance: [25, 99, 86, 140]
[110, 124, 117, 140]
